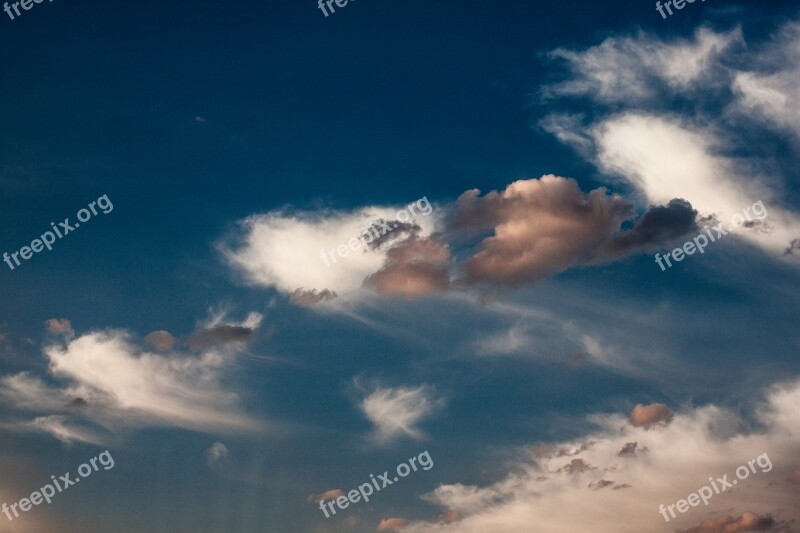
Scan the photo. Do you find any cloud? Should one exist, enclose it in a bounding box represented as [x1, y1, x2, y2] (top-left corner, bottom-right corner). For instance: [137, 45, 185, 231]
[220, 171, 765, 299]
[360, 385, 444, 444]
[377, 518, 409, 531]
[588, 479, 614, 490]
[19, 415, 109, 446]
[731, 22, 800, 140]
[543, 27, 741, 104]
[187, 312, 263, 350]
[187, 325, 256, 350]
[307, 489, 345, 503]
[205, 441, 229, 467]
[629, 403, 674, 428]
[289, 288, 337, 307]
[539, 18, 800, 262]
[363, 237, 451, 296]
[439, 511, 461, 524]
[676, 512, 778, 533]
[454, 176, 633, 286]
[220, 205, 439, 295]
[145, 330, 175, 351]
[595, 199, 699, 259]
[45, 318, 73, 336]
[0, 324, 263, 444]
[401, 379, 800, 533]
[617, 442, 639, 458]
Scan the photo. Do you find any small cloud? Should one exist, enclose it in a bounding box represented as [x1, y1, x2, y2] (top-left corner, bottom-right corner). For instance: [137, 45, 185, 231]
[533, 444, 553, 459]
[676, 512, 777, 533]
[617, 442, 638, 458]
[595, 198, 699, 259]
[377, 518, 409, 531]
[67, 397, 88, 408]
[22, 415, 108, 446]
[145, 330, 175, 351]
[187, 313, 262, 350]
[629, 403, 673, 429]
[290, 288, 337, 307]
[187, 325, 256, 350]
[560, 458, 594, 474]
[360, 385, 444, 444]
[307, 489, 344, 503]
[194, 116, 206, 123]
[588, 479, 614, 490]
[205, 442, 229, 467]
[45, 319, 73, 336]
[439, 511, 461, 524]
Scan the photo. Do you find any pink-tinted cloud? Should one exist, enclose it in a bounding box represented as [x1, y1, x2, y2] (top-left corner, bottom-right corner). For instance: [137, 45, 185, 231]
[629, 403, 673, 428]
[45, 318, 73, 335]
[145, 330, 175, 351]
[364, 237, 450, 296]
[676, 512, 777, 533]
[290, 288, 337, 307]
[454, 176, 633, 286]
[439, 511, 461, 524]
[377, 518, 409, 530]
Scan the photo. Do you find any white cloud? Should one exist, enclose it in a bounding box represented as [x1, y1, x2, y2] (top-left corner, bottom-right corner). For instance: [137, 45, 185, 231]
[545, 27, 741, 104]
[402, 379, 800, 533]
[21, 415, 109, 446]
[731, 22, 800, 139]
[219, 204, 439, 296]
[205, 441, 229, 467]
[0, 325, 264, 444]
[360, 385, 444, 444]
[592, 113, 800, 256]
[541, 18, 800, 262]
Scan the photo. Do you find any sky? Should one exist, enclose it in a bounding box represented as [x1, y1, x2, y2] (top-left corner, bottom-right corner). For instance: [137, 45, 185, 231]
[1, 0, 799, 532]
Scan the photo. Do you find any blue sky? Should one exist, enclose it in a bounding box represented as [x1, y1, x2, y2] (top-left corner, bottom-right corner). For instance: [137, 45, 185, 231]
[1, 1, 799, 532]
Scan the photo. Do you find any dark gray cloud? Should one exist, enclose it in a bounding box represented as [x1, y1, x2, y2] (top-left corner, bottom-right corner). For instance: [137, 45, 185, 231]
[596, 198, 699, 259]
[588, 479, 614, 490]
[617, 442, 638, 458]
[367, 219, 422, 250]
[786, 238, 800, 255]
[187, 325, 256, 350]
[289, 288, 337, 307]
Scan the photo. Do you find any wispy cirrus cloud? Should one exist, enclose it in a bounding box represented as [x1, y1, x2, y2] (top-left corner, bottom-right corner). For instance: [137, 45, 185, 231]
[0, 315, 266, 445]
[359, 385, 444, 444]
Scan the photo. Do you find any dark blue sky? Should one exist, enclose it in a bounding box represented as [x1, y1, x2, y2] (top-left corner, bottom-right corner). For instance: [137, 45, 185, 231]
[1, 1, 799, 532]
